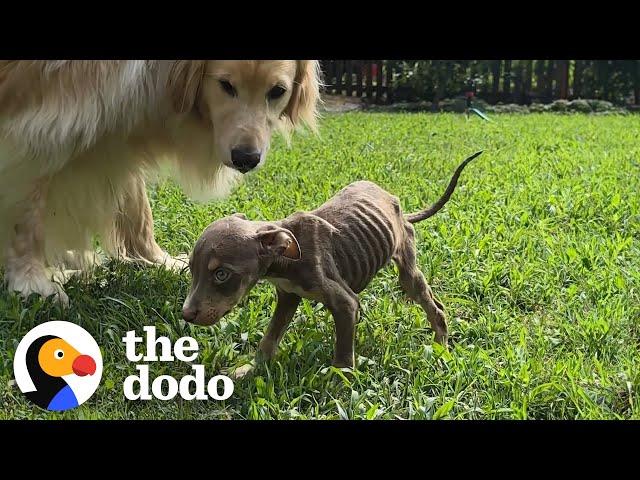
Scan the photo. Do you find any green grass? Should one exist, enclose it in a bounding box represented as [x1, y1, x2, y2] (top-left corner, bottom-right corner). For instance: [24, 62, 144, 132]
[1, 113, 639, 419]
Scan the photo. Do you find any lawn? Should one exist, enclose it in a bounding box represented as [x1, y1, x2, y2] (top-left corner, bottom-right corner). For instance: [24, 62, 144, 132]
[1, 112, 639, 419]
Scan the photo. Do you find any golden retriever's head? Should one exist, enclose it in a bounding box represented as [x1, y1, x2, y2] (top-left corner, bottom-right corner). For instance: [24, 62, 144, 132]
[168, 60, 321, 174]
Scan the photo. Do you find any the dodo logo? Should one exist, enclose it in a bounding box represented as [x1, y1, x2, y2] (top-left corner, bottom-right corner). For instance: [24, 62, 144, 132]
[13, 321, 102, 412]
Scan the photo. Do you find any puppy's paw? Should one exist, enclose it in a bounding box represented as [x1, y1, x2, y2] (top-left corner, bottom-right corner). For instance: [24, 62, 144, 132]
[331, 358, 356, 371]
[257, 338, 278, 361]
[230, 362, 256, 380]
[434, 318, 448, 348]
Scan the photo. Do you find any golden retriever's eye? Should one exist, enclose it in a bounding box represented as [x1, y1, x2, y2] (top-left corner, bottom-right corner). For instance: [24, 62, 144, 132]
[213, 267, 230, 283]
[268, 85, 287, 101]
[219, 80, 237, 98]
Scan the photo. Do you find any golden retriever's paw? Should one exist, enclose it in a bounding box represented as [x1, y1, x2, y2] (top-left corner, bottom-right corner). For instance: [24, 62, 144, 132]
[156, 252, 189, 272]
[60, 250, 102, 270]
[50, 268, 83, 285]
[7, 271, 69, 308]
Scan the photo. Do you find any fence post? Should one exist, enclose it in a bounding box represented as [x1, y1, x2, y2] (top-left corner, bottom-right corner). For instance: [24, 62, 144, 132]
[375, 60, 384, 103]
[635, 60, 640, 105]
[602, 60, 613, 100]
[385, 60, 394, 104]
[365, 61, 373, 101]
[572, 60, 582, 98]
[345, 61, 353, 97]
[322, 61, 334, 94]
[432, 60, 447, 111]
[553, 60, 569, 99]
[503, 60, 512, 101]
[559, 60, 569, 99]
[467, 61, 476, 94]
[481, 61, 491, 98]
[335, 60, 344, 96]
[356, 60, 363, 97]
[593, 60, 607, 100]
[583, 60, 594, 98]
[545, 60, 554, 101]
[523, 60, 532, 104]
[534, 60, 545, 98]
[491, 60, 501, 103]
[513, 60, 523, 104]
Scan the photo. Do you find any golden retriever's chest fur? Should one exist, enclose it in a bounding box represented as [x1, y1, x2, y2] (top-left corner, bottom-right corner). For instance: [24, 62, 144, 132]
[0, 61, 167, 163]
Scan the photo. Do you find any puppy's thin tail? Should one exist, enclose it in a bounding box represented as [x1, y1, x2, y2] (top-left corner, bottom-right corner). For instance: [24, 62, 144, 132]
[405, 151, 483, 224]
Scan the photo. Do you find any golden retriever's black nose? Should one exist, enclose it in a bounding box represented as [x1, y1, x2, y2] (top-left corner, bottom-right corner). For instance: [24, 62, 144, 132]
[182, 307, 198, 322]
[231, 147, 261, 173]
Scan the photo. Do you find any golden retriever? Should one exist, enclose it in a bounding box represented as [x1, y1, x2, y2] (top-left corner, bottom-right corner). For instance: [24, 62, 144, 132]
[0, 60, 321, 306]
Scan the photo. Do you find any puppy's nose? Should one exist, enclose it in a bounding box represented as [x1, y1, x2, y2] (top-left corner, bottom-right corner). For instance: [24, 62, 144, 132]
[182, 307, 198, 322]
[231, 146, 261, 173]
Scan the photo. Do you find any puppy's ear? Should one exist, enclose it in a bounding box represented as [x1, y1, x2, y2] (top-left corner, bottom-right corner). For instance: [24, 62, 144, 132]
[168, 61, 206, 114]
[256, 226, 301, 260]
[232, 213, 248, 220]
[283, 60, 322, 131]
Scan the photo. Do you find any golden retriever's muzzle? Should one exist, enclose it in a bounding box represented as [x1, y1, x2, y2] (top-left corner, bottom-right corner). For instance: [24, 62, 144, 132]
[231, 146, 262, 173]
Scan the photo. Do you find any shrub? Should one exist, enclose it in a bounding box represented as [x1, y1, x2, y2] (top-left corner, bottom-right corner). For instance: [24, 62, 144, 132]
[486, 104, 529, 114]
[439, 98, 467, 113]
[567, 99, 592, 113]
[588, 99, 615, 112]
[529, 103, 547, 113]
[549, 100, 569, 112]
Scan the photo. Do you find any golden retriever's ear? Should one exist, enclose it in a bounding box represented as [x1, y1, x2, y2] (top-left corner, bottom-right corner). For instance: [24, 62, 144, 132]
[283, 60, 322, 132]
[168, 61, 206, 114]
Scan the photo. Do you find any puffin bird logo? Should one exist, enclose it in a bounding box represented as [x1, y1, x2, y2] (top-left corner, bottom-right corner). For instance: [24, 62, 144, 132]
[13, 321, 103, 412]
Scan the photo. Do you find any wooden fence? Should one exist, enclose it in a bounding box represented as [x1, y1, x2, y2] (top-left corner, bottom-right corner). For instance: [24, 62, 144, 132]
[320, 60, 640, 105]
[321, 60, 394, 103]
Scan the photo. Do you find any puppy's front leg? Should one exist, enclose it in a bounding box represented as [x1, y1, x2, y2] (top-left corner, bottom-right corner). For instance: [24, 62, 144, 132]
[5, 181, 69, 306]
[258, 289, 301, 360]
[232, 289, 301, 381]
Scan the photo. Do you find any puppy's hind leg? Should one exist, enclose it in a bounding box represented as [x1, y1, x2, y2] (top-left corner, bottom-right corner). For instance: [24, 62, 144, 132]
[393, 225, 447, 346]
[323, 280, 360, 369]
[113, 174, 188, 272]
[5, 181, 69, 306]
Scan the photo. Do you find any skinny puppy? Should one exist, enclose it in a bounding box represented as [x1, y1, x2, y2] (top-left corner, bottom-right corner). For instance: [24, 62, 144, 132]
[183, 152, 482, 369]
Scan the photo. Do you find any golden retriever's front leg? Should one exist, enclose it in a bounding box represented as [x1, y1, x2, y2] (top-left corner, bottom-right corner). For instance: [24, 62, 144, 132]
[4, 182, 69, 306]
[114, 175, 188, 271]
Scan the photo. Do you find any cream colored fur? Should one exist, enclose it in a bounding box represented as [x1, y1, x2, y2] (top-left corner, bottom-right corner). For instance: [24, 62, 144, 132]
[0, 60, 321, 305]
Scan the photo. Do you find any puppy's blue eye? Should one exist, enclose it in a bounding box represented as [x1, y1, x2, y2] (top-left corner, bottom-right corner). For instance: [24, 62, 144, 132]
[214, 268, 230, 283]
[219, 80, 237, 98]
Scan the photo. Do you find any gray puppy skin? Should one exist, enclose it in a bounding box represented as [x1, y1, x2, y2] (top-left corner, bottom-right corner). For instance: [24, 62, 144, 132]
[183, 151, 482, 370]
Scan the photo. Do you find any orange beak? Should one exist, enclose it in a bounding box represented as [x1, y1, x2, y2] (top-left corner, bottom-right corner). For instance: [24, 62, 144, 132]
[72, 355, 96, 376]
